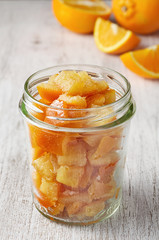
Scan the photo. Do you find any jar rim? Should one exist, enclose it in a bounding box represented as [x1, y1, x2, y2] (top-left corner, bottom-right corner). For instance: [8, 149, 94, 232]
[19, 64, 136, 132]
[24, 64, 131, 111]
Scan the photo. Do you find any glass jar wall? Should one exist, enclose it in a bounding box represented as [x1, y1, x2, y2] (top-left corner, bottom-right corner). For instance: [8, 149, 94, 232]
[19, 65, 135, 225]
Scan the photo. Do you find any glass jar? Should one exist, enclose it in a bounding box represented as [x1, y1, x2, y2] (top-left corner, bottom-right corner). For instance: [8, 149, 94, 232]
[19, 65, 136, 225]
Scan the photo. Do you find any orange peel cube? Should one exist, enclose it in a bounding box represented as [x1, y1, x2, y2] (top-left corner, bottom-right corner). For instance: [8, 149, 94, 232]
[82, 200, 105, 217]
[32, 171, 54, 208]
[93, 136, 120, 156]
[66, 202, 84, 216]
[88, 179, 116, 200]
[87, 93, 106, 107]
[51, 70, 81, 95]
[83, 134, 102, 148]
[45, 99, 84, 127]
[58, 140, 87, 167]
[59, 191, 91, 205]
[86, 107, 116, 127]
[28, 124, 65, 155]
[78, 71, 108, 96]
[56, 166, 84, 188]
[40, 178, 60, 202]
[48, 202, 65, 216]
[31, 98, 51, 121]
[34, 193, 54, 208]
[107, 126, 124, 138]
[88, 150, 119, 167]
[58, 94, 87, 108]
[32, 147, 45, 161]
[104, 89, 116, 104]
[76, 200, 105, 219]
[79, 163, 94, 189]
[98, 164, 116, 183]
[44, 99, 68, 127]
[32, 153, 57, 181]
[32, 170, 42, 190]
[37, 82, 62, 102]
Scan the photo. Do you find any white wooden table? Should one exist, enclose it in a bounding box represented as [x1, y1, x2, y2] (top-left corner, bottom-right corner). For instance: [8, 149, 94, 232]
[0, 1, 159, 239]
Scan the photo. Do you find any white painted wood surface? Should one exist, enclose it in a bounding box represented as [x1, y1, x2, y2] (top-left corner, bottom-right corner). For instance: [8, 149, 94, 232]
[0, 1, 159, 239]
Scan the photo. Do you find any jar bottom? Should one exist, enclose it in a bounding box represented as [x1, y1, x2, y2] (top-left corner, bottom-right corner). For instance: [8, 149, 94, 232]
[33, 195, 122, 225]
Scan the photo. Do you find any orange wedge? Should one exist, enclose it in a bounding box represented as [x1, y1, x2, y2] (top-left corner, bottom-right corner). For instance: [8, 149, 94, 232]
[52, 0, 111, 34]
[120, 45, 159, 79]
[94, 18, 140, 54]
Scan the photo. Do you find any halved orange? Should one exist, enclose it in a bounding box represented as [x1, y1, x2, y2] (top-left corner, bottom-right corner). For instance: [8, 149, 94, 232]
[52, 0, 111, 34]
[94, 18, 140, 54]
[120, 45, 159, 79]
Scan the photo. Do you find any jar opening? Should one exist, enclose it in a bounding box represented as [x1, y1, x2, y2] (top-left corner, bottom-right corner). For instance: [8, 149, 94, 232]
[19, 65, 136, 132]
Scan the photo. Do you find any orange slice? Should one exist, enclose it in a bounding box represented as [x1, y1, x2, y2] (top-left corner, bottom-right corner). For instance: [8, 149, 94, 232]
[94, 18, 140, 54]
[120, 45, 159, 79]
[52, 0, 111, 34]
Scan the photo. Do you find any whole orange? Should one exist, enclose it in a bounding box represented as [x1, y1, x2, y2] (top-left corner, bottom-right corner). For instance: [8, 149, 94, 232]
[112, 0, 159, 34]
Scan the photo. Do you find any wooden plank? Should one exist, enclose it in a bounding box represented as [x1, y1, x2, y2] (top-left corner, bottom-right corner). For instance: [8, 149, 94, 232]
[0, 1, 159, 240]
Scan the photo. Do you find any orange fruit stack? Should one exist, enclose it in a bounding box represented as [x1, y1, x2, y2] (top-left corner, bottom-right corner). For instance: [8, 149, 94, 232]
[52, 0, 159, 79]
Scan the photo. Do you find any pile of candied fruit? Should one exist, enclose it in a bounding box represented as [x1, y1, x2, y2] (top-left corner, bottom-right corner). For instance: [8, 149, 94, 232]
[29, 71, 123, 221]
